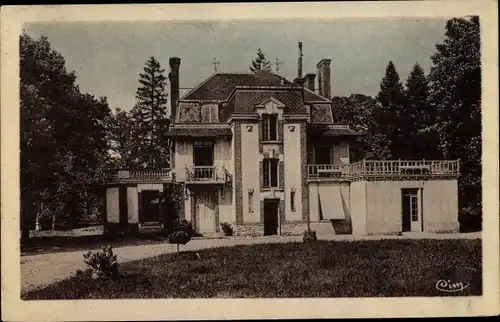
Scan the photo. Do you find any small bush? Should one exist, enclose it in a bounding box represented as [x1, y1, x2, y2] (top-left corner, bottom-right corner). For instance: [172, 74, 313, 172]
[168, 219, 194, 252]
[303, 229, 317, 243]
[220, 222, 233, 236]
[83, 245, 118, 280]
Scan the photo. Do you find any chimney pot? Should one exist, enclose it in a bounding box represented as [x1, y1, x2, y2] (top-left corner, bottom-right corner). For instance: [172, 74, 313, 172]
[316, 59, 331, 99]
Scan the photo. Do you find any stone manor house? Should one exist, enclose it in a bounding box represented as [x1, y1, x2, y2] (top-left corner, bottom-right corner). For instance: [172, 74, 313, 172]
[103, 43, 460, 237]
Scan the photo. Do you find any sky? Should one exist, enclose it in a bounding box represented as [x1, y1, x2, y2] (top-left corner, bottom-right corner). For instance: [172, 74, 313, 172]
[24, 18, 449, 112]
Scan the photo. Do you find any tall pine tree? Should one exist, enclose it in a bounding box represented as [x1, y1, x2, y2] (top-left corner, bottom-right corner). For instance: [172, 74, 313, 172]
[404, 63, 441, 159]
[428, 16, 481, 226]
[374, 61, 407, 159]
[130, 56, 170, 169]
[249, 48, 272, 73]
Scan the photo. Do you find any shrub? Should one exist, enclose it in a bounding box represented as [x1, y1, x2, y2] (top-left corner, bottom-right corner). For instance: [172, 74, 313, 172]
[83, 245, 118, 280]
[168, 219, 194, 253]
[220, 222, 233, 236]
[303, 229, 317, 243]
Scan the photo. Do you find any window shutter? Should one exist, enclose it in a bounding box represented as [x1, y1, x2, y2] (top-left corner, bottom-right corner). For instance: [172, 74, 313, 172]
[258, 122, 263, 153]
[138, 192, 142, 222]
[279, 161, 284, 188]
[333, 144, 341, 165]
[259, 160, 264, 189]
[278, 120, 284, 142]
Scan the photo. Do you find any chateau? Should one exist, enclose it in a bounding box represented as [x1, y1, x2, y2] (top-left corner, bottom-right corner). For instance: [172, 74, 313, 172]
[103, 43, 460, 237]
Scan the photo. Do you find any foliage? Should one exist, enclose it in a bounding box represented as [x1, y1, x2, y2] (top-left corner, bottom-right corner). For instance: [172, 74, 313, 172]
[249, 48, 272, 73]
[374, 61, 408, 159]
[220, 222, 233, 236]
[168, 219, 194, 252]
[428, 16, 481, 220]
[107, 108, 136, 168]
[82, 245, 119, 280]
[129, 56, 170, 169]
[23, 239, 482, 299]
[404, 63, 441, 159]
[20, 33, 111, 240]
[332, 94, 392, 161]
[303, 229, 317, 243]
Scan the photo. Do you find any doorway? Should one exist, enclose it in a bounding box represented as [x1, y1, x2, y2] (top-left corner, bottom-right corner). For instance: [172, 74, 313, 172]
[140, 190, 161, 223]
[263, 199, 279, 236]
[402, 188, 422, 232]
[193, 141, 214, 179]
[194, 188, 217, 234]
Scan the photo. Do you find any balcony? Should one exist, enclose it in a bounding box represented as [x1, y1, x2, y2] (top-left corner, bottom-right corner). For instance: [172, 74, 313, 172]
[185, 166, 232, 184]
[308, 160, 460, 181]
[105, 169, 173, 184]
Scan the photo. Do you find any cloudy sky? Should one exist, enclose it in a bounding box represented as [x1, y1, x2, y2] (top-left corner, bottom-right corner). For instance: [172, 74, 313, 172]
[25, 18, 449, 112]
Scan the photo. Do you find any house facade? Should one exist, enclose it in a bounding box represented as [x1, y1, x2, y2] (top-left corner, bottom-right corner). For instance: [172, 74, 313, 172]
[103, 44, 460, 237]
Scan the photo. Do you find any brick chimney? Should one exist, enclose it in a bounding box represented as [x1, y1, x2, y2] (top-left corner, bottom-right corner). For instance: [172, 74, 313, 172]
[297, 42, 303, 79]
[316, 59, 331, 99]
[169, 57, 181, 122]
[304, 73, 316, 92]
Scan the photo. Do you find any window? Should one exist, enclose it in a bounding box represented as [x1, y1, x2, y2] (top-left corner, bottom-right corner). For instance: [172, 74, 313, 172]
[263, 158, 279, 188]
[201, 104, 218, 123]
[410, 195, 418, 222]
[248, 190, 254, 213]
[262, 114, 278, 141]
[290, 190, 296, 212]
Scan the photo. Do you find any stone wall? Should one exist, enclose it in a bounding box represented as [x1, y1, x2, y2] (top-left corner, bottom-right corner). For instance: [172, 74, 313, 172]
[233, 223, 264, 237]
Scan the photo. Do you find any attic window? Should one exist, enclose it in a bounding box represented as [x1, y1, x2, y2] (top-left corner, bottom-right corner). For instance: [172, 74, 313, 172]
[201, 104, 219, 123]
[262, 114, 278, 141]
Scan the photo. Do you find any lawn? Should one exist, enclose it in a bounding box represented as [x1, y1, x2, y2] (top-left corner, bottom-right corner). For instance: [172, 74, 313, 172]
[22, 239, 482, 299]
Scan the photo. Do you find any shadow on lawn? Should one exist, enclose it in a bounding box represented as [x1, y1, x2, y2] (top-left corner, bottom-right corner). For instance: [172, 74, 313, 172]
[21, 233, 170, 256]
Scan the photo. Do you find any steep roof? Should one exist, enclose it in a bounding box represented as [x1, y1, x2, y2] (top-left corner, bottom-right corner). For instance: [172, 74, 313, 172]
[181, 71, 330, 103]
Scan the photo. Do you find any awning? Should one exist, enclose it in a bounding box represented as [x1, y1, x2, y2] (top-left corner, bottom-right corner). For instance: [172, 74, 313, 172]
[165, 128, 232, 138]
[317, 184, 348, 220]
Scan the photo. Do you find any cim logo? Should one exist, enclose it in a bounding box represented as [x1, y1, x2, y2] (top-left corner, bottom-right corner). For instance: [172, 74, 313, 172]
[435, 279, 470, 293]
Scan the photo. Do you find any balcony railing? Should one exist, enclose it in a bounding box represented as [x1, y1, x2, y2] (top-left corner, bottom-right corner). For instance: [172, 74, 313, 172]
[308, 160, 459, 180]
[308, 164, 349, 178]
[105, 169, 173, 182]
[185, 166, 232, 183]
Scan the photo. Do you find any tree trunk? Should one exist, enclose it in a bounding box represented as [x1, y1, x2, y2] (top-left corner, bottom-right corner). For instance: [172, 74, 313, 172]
[35, 213, 41, 231]
[51, 214, 56, 231]
[177, 244, 180, 253]
[20, 208, 31, 245]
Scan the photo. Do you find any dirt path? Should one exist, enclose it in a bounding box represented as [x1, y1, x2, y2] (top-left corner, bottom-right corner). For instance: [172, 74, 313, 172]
[20, 232, 481, 294]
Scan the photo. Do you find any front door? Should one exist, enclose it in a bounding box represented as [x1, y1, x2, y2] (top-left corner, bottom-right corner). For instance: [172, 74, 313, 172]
[263, 199, 279, 236]
[195, 188, 217, 234]
[402, 188, 422, 232]
[140, 190, 161, 223]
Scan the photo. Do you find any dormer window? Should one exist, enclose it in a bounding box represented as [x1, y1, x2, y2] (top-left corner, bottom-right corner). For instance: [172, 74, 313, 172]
[201, 104, 218, 123]
[262, 113, 278, 141]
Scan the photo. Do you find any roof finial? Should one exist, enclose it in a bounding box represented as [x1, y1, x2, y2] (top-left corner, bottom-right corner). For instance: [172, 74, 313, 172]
[275, 57, 284, 74]
[211, 57, 220, 73]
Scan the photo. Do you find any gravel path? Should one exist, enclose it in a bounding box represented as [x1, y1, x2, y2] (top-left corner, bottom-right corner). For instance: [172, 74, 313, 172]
[20, 232, 481, 294]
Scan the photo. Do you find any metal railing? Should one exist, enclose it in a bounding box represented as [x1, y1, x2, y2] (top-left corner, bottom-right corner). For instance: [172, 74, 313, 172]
[185, 165, 232, 183]
[105, 169, 173, 182]
[308, 160, 460, 179]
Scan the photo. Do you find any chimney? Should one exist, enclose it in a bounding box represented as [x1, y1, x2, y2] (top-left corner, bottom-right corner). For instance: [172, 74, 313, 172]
[303, 73, 316, 92]
[316, 59, 331, 99]
[297, 42, 303, 79]
[169, 57, 181, 122]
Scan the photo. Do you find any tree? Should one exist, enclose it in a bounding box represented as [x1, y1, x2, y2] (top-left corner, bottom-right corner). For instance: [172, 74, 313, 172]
[130, 56, 170, 169]
[20, 33, 111, 241]
[108, 108, 137, 168]
[374, 61, 408, 159]
[404, 63, 441, 159]
[332, 94, 391, 161]
[249, 48, 272, 73]
[428, 16, 481, 225]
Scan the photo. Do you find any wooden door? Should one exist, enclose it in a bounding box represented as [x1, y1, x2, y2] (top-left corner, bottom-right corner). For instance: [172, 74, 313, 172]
[263, 199, 279, 236]
[402, 189, 421, 232]
[195, 189, 217, 233]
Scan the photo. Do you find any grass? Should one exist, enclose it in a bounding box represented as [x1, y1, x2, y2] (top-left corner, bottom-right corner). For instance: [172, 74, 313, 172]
[22, 239, 482, 299]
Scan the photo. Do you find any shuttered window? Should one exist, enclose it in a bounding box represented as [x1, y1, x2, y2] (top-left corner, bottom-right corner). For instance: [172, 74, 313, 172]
[262, 114, 278, 141]
[263, 158, 279, 188]
[201, 104, 219, 123]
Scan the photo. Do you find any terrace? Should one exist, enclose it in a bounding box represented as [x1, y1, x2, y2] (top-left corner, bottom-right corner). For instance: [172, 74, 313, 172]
[308, 160, 460, 181]
[104, 169, 173, 184]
